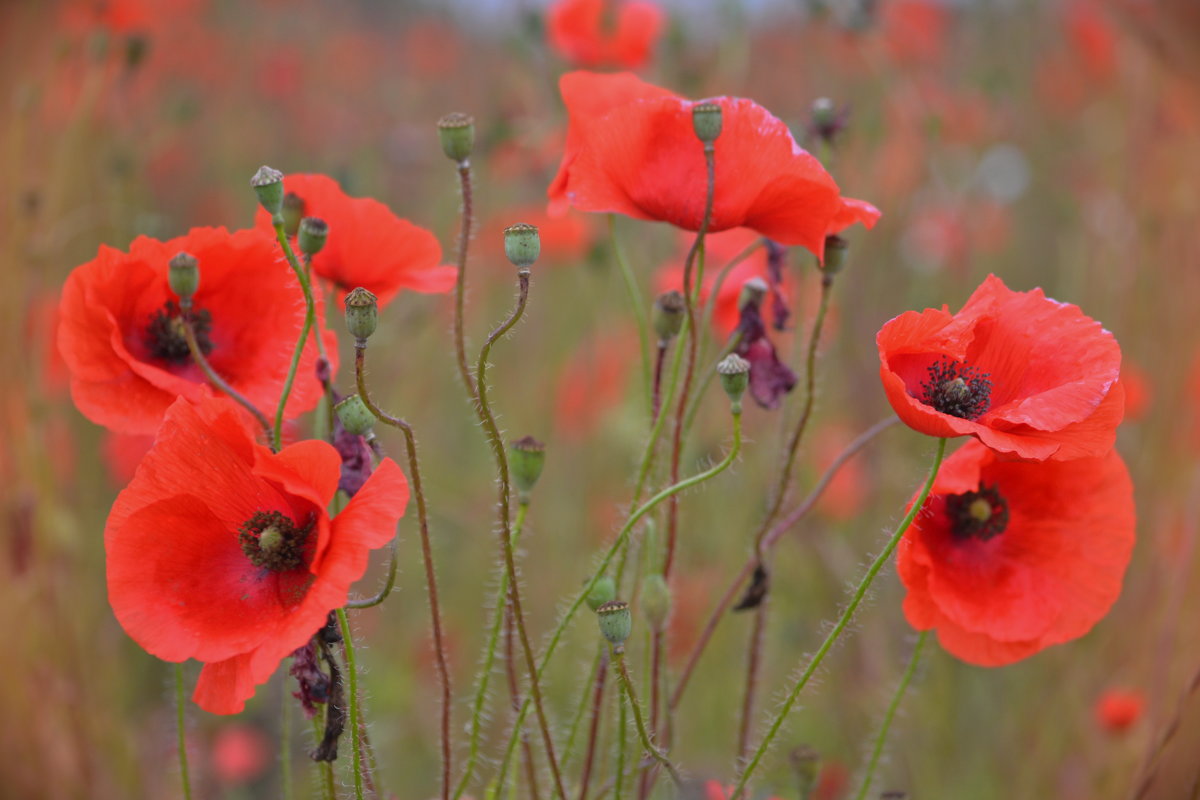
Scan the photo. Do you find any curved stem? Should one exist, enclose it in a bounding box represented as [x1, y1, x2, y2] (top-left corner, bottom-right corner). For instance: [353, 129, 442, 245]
[611, 647, 683, 788]
[174, 663, 192, 800]
[670, 415, 897, 712]
[345, 539, 398, 609]
[682, 330, 743, 434]
[271, 222, 317, 452]
[576, 649, 609, 800]
[854, 631, 928, 800]
[735, 599, 768, 763]
[494, 410, 743, 790]
[352, 343, 452, 799]
[730, 437, 948, 799]
[609, 214, 653, 416]
[453, 162, 479, 401]
[335, 609, 365, 800]
[181, 311, 272, 443]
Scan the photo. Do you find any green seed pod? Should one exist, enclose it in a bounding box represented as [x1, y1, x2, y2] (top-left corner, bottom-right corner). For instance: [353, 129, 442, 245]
[344, 287, 378, 342]
[437, 112, 475, 164]
[596, 600, 632, 647]
[691, 101, 723, 145]
[503, 223, 540, 269]
[652, 290, 685, 342]
[641, 574, 671, 633]
[167, 252, 200, 302]
[717, 353, 751, 410]
[281, 192, 305, 237]
[823, 234, 849, 274]
[586, 575, 617, 611]
[738, 276, 768, 311]
[298, 217, 329, 257]
[250, 165, 285, 216]
[509, 436, 546, 499]
[335, 395, 375, 437]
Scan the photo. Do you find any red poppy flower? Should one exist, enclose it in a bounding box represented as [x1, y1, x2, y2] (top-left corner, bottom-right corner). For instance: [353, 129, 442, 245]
[105, 395, 408, 714]
[547, 0, 665, 70]
[829, 196, 882, 236]
[211, 723, 272, 785]
[898, 439, 1135, 666]
[877, 274, 1124, 461]
[548, 72, 859, 259]
[254, 174, 456, 308]
[58, 226, 334, 436]
[1094, 688, 1145, 734]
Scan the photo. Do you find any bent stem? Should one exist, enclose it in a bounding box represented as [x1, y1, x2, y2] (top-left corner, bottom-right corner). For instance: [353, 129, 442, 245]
[610, 214, 653, 416]
[611, 646, 683, 788]
[353, 343, 453, 799]
[174, 663, 192, 800]
[181, 310, 272, 443]
[335, 609, 366, 800]
[271, 222, 318, 452]
[854, 631, 928, 800]
[453, 161, 479, 401]
[730, 437, 948, 799]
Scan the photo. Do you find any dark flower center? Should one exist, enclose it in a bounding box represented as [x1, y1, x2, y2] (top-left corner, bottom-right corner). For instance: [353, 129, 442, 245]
[144, 300, 213, 365]
[920, 358, 992, 420]
[239, 510, 315, 572]
[946, 484, 1009, 542]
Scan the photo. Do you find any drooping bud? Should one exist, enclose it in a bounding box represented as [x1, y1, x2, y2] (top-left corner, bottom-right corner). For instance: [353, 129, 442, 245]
[344, 287, 378, 342]
[335, 395, 375, 437]
[641, 574, 671, 633]
[738, 276, 768, 311]
[586, 575, 617, 611]
[692, 101, 723, 145]
[281, 192, 305, 237]
[503, 223, 540, 269]
[596, 600, 632, 648]
[437, 112, 475, 164]
[509, 436, 546, 501]
[299, 217, 329, 257]
[168, 252, 200, 302]
[823, 235, 849, 274]
[251, 165, 285, 217]
[717, 353, 751, 410]
[652, 291, 686, 342]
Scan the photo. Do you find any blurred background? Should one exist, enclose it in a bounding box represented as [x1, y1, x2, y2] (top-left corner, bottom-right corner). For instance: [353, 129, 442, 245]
[2, 0, 1200, 798]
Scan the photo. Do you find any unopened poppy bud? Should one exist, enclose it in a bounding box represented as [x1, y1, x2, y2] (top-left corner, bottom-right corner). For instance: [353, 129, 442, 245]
[586, 575, 617, 611]
[251, 165, 285, 216]
[692, 102, 723, 145]
[168, 252, 200, 302]
[596, 600, 632, 647]
[298, 217, 329, 256]
[504, 223, 540, 269]
[739, 277, 768, 311]
[344, 287, 378, 342]
[652, 291, 685, 342]
[281, 192, 305, 237]
[718, 353, 751, 410]
[509, 435, 546, 500]
[641, 574, 671, 632]
[823, 235, 849, 274]
[437, 112, 475, 164]
[335, 395, 375, 437]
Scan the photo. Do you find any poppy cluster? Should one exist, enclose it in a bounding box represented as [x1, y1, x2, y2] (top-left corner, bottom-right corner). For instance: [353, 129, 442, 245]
[881, 275, 1135, 665]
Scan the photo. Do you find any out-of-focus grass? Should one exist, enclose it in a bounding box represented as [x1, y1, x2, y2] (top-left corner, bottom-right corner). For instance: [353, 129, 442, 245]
[2, 1, 1199, 798]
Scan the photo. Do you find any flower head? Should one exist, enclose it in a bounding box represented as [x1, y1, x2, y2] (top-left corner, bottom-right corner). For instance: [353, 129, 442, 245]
[898, 439, 1135, 666]
[58, 226, 334, 435]
[255, 174, 456, 308]
[105, 395, 408, 713]
[548, 72, 867, 260]
[877, 274, 1124, 461]
[547, 0, 665, 70]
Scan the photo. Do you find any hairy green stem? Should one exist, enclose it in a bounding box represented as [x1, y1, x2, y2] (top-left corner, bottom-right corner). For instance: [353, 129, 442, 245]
[610, 214, 653, 416]
[611, 648, 682, 788]
[854, 631, 928, 800]
[181, 309, 272, 443]
[453, 162, 479, 401]
[335, 609, 365, 800]
[174, 663, 192, 800]
[271, 222, 317, 452]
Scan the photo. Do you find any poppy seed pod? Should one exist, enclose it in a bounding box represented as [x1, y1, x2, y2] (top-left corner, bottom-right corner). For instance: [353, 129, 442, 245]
[250, 166, 285, 216]
[437, 112, 475, 164]
[335, 395, 375, 437]
[281, 192, 305, 237]
[596, 600, 632, 647]
[504, 223, 541, 269]
[509, 435, 546, 499]
[641, 574, 671, 632]
[823, 235, 849, 273]
[586, 575, 617, 611]
[738, 276, 768, 311]
[653, 290, 686, 342]
[298, 217, 329, 257]
[168, 252, 200, 302]
[692, 101, 723, 144]
[718, 353, 751, 409]
[344, 287, 378, 342]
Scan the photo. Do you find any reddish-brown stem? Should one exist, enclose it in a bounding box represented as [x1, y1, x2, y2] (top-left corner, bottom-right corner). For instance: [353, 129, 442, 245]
[453, 162, 478, 402]
[637, 630, 667, 800]
[577, 652, 610, 800]
[736, 600, 769, 763]
[651, 340, 668, 421]
[506, 607, 542, 800]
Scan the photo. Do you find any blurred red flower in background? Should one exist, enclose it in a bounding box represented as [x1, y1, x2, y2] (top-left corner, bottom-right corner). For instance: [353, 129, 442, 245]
[548, 72, 863, 259]
[1094, 687, 1145, 734]
[211, 723, 272, 785]
[654, 228, 774, 335]
[547, 0, 665, 70]
[898, 439, 1135, 666]
[877, 274, 1124, 461]
[254, 174, 456, 308]
[483, 205, 595, 267]
[880, 0, 951, 66]
[58, 227, 334, 435]
[105, 395, 408, 713]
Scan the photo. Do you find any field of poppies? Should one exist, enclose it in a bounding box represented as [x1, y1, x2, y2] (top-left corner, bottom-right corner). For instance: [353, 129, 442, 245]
[3, 1, 1200, 799]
